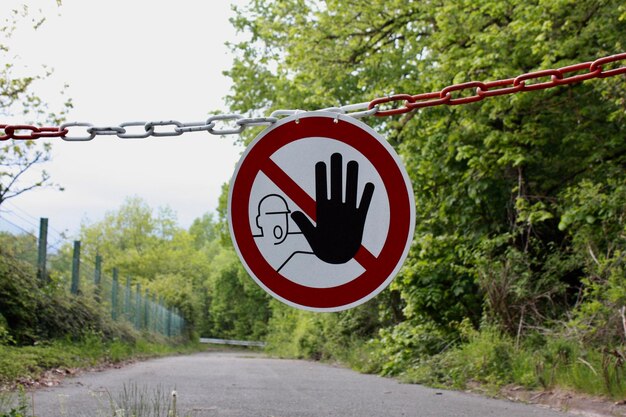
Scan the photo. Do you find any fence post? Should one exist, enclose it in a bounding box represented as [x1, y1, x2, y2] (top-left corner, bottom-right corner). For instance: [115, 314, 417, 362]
[159, 297, 165, 335]
[37, 218, 48, 284]
[144, 289, 150, 330]
[151, 293, 157, 332]
[111, 268, 119, 320]
[167, 308, 172, 337]
[94, 255, 102, 301]
[124, 277, 131, 320]
[174, 310, 179, 336]
[70, 241, 81, 294]
[135, 283, 142, 330]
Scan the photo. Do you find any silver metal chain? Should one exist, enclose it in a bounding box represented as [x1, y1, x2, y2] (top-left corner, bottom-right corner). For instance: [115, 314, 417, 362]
[5, 52, 626, 142]
[58, 102, 378, 141]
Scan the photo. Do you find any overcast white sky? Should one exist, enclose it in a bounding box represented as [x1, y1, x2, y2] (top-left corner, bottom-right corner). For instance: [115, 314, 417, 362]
[2, 0, 249, 238]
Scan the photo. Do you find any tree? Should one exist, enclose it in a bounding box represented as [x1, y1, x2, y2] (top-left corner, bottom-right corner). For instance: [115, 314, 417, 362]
[77, 197, 181, 275]
[189, 212, 218, 249]
[70, 197, 272, 336]
[0, 5, 71, 207]
[204, 247, 270, 340]
[60, 198, 200, 325]
[226, 0, 626, 352]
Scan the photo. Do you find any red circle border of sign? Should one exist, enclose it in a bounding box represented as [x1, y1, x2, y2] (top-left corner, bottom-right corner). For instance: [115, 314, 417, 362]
[228, 113, 414, 311]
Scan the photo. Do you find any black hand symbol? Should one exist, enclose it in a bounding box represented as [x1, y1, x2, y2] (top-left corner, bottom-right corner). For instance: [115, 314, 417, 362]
[291, 153, 375, 264]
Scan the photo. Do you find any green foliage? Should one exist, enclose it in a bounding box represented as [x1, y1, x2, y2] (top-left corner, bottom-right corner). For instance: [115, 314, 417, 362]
[204, 248, 270, 340]
[225, 0, 626, 398]
[77, 197, 182, 279]
[64, 197, 207, 330]
[396, 329, 626, 399]
[65, 197, 271, 340]
[0, 333, 202, 387]
[368, 320, 453, 376]
[265, 302, 324, 359]
[0, 314, 14, 346]
[396, 233, 482, 330]
[0, 248, 40, 343]
[532, 338, 626, 398]
[265, 293, 400, 368]
[0, 387, 29, 417]
[403, 324, 516, 389]
[0, 243, 138, 344]
[189, 213, 218, 249]
[558, 178, 626, 346]
[475, 242, 570, 334]
[0, 233, 37, 267]
[105, 383, 190, 417]
[35, 291, 114, 341]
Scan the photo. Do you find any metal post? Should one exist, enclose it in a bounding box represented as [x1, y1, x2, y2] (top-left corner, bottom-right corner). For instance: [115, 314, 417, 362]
[144, 289, 150, 330]
[135, 283, 142, 329]
[167, 308, 172, 337]
[94, 255, 102, 301]
[124, 277, 131, 319]
[174, 310, 179, 336]
[152, 294, 157, 332]
[111, 268, 119, 320]
[159, 297, 165, 334]
[37, 218, 48, 284]
[70, 241, 81, 294]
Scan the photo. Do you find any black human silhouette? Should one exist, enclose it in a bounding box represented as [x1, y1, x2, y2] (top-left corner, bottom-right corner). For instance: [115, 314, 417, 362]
[291, 153, 375, 264]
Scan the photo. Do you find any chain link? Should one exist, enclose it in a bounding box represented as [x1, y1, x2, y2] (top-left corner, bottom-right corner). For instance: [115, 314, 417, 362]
[59, 122, 96, 141]
[369, 52, 626, 116]
[117, 121, 154, 139]
[1, 124, 69, 140]
[1, 52, 624, 141]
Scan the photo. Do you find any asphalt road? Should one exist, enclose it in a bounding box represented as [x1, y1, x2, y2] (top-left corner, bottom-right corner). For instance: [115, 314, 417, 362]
[29, 350, 573, 417]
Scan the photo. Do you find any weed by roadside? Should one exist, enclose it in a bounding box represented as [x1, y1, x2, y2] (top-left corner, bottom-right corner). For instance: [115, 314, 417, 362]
[1, 383, 196, 417]
[103, 383, 190, 417]
[0, 335, 203, 390]
[0, 388, 30, 417]
[399, 326, 626, 400]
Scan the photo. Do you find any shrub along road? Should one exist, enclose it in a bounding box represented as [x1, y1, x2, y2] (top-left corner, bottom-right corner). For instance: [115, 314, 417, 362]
[29, 350, 572, 417]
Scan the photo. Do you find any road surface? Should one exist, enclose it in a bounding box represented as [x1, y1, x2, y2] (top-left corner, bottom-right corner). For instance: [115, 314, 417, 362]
[29, 350, 573, 417]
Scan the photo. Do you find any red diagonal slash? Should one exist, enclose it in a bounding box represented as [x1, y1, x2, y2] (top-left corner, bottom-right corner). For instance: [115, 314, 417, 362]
[261, 158, 378, 271]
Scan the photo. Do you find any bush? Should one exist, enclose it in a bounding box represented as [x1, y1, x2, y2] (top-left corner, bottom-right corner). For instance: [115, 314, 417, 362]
[400, 323, 515, 388]
[367, 320, 453, 377]
[35, 290, 112, 341]
[0, 251, 40, 343]
[558, 178, 626, 347]
[0, 314, 14, 346]
[0, 248, 140, 345]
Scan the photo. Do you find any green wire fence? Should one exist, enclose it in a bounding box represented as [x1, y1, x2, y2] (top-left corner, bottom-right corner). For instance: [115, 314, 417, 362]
[0, 216, 185, 337]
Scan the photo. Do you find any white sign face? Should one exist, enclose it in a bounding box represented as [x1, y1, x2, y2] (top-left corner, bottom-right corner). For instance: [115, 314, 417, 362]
[228, 112, 415, 312]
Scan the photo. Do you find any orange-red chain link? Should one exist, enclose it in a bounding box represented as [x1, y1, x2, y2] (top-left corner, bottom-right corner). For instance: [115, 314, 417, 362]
[368, 52, 626, 116]
[1, 52, 625, 140]
[0, 124, 69, 140]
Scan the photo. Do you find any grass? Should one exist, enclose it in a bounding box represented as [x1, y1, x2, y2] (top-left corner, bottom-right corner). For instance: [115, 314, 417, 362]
[102, 383, 187, 417]
[264, 316, 626, 401]
[0, 335, 204, 416]
[0, 382, 194, 417]
[0, 387, 31, 417]
[399, 328, 626, 400]
[0, 334, 203, 389]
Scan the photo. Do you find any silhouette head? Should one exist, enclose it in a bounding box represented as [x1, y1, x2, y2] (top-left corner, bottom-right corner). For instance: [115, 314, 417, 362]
[255, 194, 291, 245]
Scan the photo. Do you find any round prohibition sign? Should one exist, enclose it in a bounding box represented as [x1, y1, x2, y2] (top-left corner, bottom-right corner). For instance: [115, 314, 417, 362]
[228, 112, 415, 312]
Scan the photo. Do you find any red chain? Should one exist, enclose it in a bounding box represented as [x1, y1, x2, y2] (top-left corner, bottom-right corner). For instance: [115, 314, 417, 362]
[368, 52, 626, 116]
[1, 52, 625, 140]
[0, 124, 68, 141]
